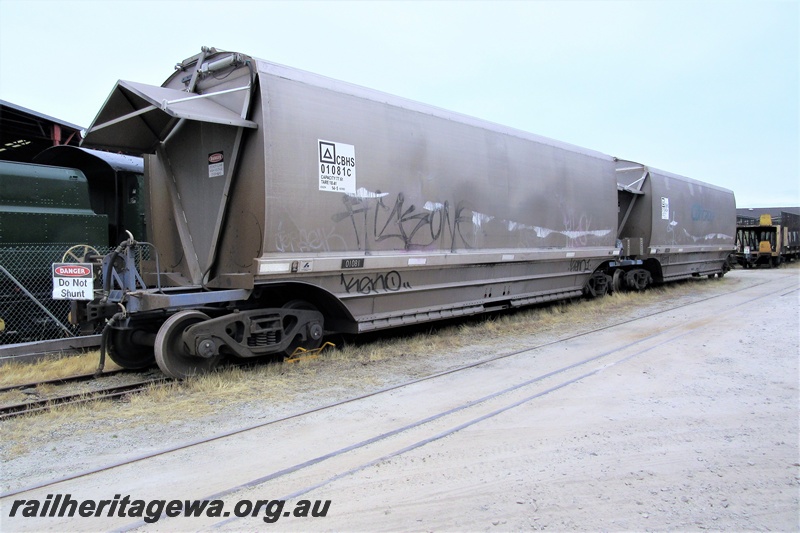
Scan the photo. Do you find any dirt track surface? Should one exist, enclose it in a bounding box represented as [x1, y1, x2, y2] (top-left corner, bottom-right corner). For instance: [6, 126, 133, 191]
[1, 268, 798, 532]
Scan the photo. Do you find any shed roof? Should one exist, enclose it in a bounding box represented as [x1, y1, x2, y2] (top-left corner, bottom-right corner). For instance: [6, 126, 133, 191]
[0, 99, 83, 162]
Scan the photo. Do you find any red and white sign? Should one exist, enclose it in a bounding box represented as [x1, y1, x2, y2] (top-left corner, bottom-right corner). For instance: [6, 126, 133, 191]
[54, 265, 92, 277]
[208, 151, 224, 178]
[52, 263, 94, 300]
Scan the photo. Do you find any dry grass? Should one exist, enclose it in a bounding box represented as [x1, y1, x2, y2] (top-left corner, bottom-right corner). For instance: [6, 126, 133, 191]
[1, 357, 318, 449]
[0, 350, 121, 388]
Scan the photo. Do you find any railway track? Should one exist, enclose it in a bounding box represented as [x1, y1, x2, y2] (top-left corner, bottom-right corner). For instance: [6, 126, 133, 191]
[0, 377, 167, 420]
[0, 369, 132, 394]
[0, 350, 323, 420]
[0, 358, 295, 420]
[2, 273, 795, 532]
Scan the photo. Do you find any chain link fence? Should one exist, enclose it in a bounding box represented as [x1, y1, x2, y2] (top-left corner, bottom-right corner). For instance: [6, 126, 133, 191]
[0, 244, 115, 345]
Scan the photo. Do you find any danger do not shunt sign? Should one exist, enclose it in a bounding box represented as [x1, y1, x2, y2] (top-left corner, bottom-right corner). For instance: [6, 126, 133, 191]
[52, 263, 94, 300]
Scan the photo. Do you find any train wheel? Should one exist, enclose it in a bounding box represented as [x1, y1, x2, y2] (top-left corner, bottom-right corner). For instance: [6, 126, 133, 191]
[155, 311, 220, 379]
[611, 270, 624, 293]
[106, 328, 155, 369]
[282, 300, 324, 358]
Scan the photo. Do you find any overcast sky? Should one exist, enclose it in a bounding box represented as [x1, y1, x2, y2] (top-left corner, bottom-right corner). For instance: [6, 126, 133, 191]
[1, 0, 797, 208]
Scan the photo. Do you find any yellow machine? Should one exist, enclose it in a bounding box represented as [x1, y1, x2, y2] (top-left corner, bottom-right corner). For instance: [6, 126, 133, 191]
[736, 214, 783, 268]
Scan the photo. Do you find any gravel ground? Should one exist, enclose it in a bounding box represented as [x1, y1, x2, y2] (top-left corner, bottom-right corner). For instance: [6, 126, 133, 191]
[1, 267, 798, 532]
[296, 271, 798, 532]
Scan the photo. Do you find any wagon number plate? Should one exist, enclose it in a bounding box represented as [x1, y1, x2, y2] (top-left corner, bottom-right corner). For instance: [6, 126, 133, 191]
[341, 258, 364, 269]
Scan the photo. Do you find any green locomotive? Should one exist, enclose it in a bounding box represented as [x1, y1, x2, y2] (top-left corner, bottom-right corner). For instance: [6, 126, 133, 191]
[0, 147, 145, 343]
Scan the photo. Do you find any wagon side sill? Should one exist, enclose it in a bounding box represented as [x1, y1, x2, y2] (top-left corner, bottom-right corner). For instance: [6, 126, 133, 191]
[126, 288, 251, 312]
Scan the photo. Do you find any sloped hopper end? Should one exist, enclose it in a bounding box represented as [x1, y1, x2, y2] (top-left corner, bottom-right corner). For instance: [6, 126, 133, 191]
[81, 80, 257, 154]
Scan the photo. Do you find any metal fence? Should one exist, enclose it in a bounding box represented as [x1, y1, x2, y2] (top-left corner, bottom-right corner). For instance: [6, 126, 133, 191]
[0, 244, 114, 345]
